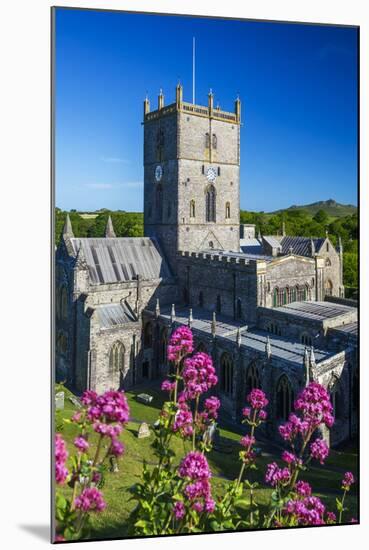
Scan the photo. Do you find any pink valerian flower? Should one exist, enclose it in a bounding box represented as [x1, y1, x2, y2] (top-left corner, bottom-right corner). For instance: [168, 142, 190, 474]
[167, 326, 194, 362]
[279, 413, 309, 442]
[242, 407, 251, 418]
[295, 480, 312, 497]
[240, 435, 255, 449]
[342, 471, 355, 491]
[259, 410, 268, 421]
[54, 535, 65, 542]
[204, 396, 221, 419]
[74, 487, 106, 512]
[282, 450, 299, 466]
[109, 438, 125, 457]
[247, 389, 269, 410]
[284, 496, 325, 526]
[74, 436, 89, 453]
[93, 422, 123, 438]
[182, 353, 218, 399]
[294, 382, 334, 430]
[161, 379, 176, 392]
[82, 389, 129, 425]
[55, 434, 68, 485]
[173, 501, 186, 520]
[350, 518, 358, 523]
[182, 475, 214, 514]
[326, 511, 337, 524]
[265, 462, 291, 487]
[173, 403, 193, 437]
[71, 411, 82, 423]
[310, 438, 329, 464]
[204, 498, 216, 513]
[178, 451, 211, 481]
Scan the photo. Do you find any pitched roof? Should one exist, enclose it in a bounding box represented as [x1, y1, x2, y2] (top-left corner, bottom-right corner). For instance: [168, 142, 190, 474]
[96, 302, 137, 328]
[280, 236, 325, 257]
[70, 237, 172, 284]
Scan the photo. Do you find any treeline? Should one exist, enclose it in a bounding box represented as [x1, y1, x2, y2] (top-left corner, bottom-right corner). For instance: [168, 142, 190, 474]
[55, 207, 358, 290]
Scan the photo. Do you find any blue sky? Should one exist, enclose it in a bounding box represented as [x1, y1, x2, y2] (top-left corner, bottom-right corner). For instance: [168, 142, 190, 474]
[55, 8, 358, 212]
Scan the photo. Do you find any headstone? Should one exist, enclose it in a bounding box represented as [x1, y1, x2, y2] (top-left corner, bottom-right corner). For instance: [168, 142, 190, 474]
[203, 422, 217, 446]
[137, 422, 151, 439]
[69, 396, 82, 409]
[55, 391, 65, 410]
[137, 393, 153, 404]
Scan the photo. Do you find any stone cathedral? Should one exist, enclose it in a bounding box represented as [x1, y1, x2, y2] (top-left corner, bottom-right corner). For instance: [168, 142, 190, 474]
[56, 85, 358, 446]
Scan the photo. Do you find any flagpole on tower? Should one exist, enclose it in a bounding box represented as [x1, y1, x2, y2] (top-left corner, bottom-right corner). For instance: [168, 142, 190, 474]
[192, 36, 195, 104]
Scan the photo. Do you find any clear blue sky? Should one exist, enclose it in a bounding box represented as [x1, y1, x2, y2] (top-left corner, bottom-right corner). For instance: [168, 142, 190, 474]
[55, 8, 358, 212]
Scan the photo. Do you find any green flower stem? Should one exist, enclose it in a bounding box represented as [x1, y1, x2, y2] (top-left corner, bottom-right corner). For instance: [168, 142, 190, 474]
[338, 488, 347, 524]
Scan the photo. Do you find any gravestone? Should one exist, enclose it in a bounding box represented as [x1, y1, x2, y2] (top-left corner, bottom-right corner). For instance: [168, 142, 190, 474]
[55, 391, 65, 410]
[69, 396, 82, 409]
[137, 422, 151, 439]
[137, 393, 153, 405]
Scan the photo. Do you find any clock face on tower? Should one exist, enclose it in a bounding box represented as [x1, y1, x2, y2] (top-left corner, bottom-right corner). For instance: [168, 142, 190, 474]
[206, 167, 217, 182]
[155, 165, 163, 182]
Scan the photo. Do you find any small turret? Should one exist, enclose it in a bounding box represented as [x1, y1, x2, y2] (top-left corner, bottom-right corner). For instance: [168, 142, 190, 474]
[310, 346, 316, 368]
[175, 82, 183, 108]
[282, 221, 286, 237]
[235, 94, 241, 123]
[236, 327, 242, 347]
[208, 89, 214, 116]
[155, 298, 160, 319]
[304, 347, 310, 385]
[338, 235, 343, 255]
[265, 336, 272, 359]
[63, 213, 74, 239]
[310, 238, 316, 257]
[158, 88, 164, 110]
[105, 215, 116, 238]
[211, 311, 216, 338]
[188, 308, 193, 328]
[143, 94, 150, 117]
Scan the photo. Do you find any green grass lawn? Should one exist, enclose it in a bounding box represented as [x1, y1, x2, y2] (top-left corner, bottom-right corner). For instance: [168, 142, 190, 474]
[54, 384, 359, 540]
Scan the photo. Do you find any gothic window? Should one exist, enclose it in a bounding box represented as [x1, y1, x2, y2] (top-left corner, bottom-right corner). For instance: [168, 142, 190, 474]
[246, 363, 261, 395]
[156, 184, 163, 221]
[59, 285, 68, 320]
[301, 333, 313, 346]
[326, 242, 329, 252]
[205, 133, 210, 148]
[220, 353, 233, 395]
[225, 202, 231, 219]
[217, 166, 221, 176]
[216, 294, 222, 314]
[325, 258, 332, 267]
[212, 134, 217, 149]
[276, 376, 294, 420]
[290, 286, 297, 303]
[236, 298, 242, 319]
[199, 291, 204, 307]
[206, 185, 216, 222]
[267, 322, 281, 336]
[202, 165, 205, 175]
[143, 323, 153, 349]
[109, 341, 125, 374]
[325, 279, 333, 297]
[190, 200, 196, 218]
[273, 288, 278, 308]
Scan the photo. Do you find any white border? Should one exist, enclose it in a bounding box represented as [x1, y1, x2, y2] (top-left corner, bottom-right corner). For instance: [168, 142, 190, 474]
[0, 1, 367, 548]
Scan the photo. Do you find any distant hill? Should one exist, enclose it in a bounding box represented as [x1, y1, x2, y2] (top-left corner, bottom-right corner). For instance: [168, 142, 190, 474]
[269, 199, 357, 218]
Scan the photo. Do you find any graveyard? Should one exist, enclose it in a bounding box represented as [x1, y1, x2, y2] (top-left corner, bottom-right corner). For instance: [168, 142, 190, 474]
[55, 382, 358, 540]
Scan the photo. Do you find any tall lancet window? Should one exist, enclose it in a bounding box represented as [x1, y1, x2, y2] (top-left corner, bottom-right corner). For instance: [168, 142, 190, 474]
[206, 185, 216, 222]
[156, 184, 163, 221]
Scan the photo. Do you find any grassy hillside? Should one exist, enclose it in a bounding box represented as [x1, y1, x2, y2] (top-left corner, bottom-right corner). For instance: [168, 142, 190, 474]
[269, 199, 357, 218]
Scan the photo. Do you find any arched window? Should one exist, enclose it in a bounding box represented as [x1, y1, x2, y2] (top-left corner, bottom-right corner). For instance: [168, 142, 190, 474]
[301, 333, 313, 346]
[246, 363, 261, 395]
[267, 322, 281, 336]
[59, 286, 68, 320]
[225, 202, 231, 219]
[325, 279, 333, 297]
[216, 294, 222, 314]
[160, 328, 167, 364]
[220, 353, 233, 395]
[206, 185, 216, 222]
[205, 133, 210, 148]
[109, 341, 125, 374]
[290, 286, 297, 303]
[329, 376, 344, 420]
[297, 285, 305, 302]
[143, 323, 152, 349]
[325, 258, 332, 267]
[199, 291, 204, 307]
[236, 298, 242, 319]
[273, 288, 278, 308]
[276, 376, 294, 420]
[190, 200, 196, 218]
[156, 184, 163, 221]
[212, 133, 217, 149]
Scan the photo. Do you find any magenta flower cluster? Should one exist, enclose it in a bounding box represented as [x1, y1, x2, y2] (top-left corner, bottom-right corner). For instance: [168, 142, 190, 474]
[161, 379, 176, 392]
[167, 326, 193, 362]
[295, 480, 312, 497]
[203, 396, 221, 420]
[310, 438, 329, 465]
[55, 433, 69, 485]
[265, 462, 291, 487]
[294, 382, 334, 430]
[342, 471, 355, 490]
[173, 402, 194, 437]
[74, 436, 89, 453]
[74, 487, 106, 513]
[247, 389, 269, 410]
[285, 496, 325, 526]
[82, 390, 129, 424]
[182, 352, 218, 399]
[177, 451, 215, 516]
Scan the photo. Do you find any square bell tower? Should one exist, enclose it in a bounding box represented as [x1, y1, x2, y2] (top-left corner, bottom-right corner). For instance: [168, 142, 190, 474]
[143, 85, 241, 273]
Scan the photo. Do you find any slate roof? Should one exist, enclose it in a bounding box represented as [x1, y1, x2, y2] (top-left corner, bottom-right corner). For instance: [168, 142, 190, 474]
[240, 238, 263, 255]
[70, 237, 172, 284]
[279, 236, 325, 257]
[96, 302, 137, 328]
[274, 301, 356, 321]
[263, 235, 282, 250]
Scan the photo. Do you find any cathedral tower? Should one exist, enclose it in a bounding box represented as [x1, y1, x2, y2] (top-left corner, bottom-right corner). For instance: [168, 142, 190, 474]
[143, 85, 241, 272]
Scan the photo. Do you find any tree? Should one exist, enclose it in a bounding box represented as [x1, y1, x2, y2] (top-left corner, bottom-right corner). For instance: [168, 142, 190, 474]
[313, 209, 329, 225]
